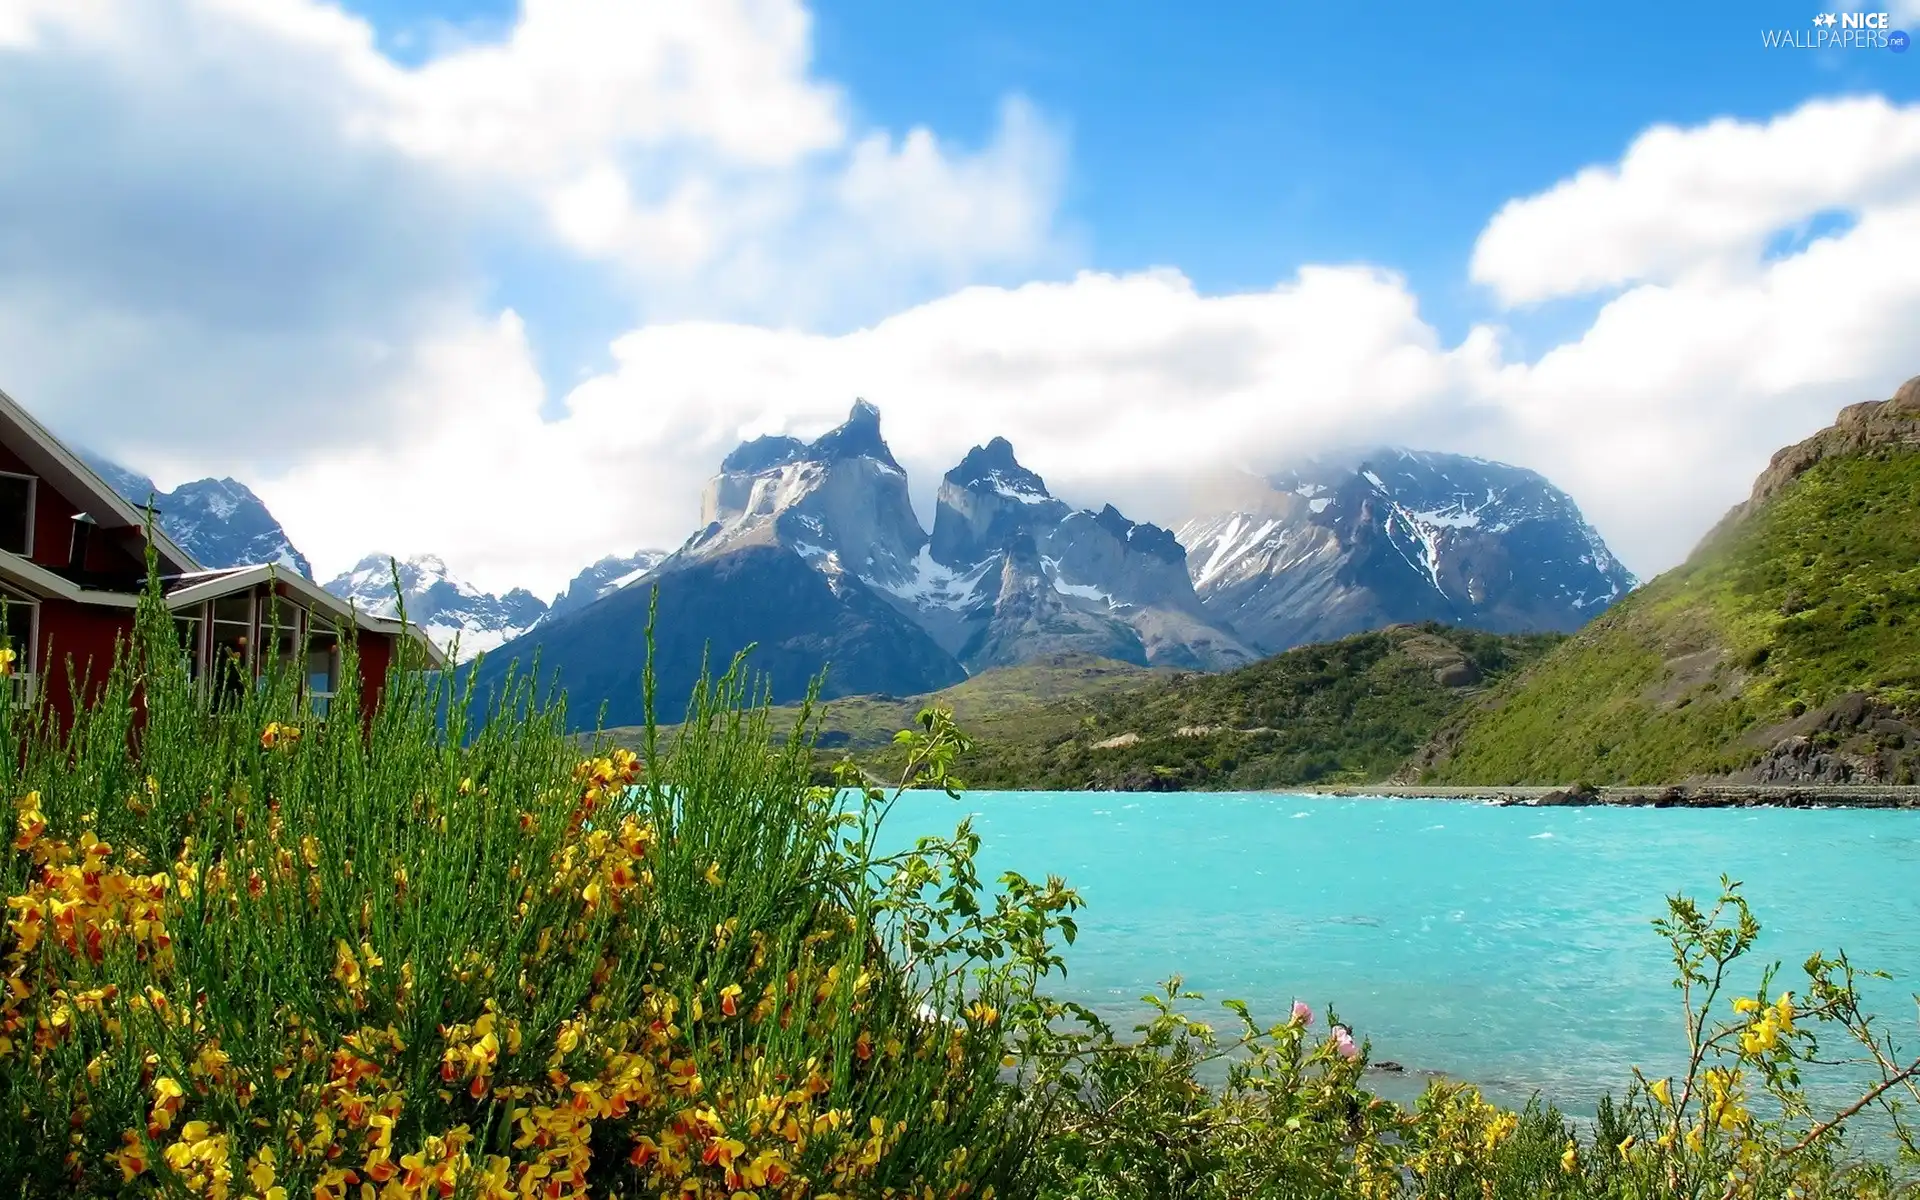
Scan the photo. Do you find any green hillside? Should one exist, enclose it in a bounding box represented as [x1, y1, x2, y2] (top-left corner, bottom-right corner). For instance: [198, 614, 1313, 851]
[1424, 417, 1920, 785]
[885, 624, 1560, 790]
[602, 652, 1164, 757]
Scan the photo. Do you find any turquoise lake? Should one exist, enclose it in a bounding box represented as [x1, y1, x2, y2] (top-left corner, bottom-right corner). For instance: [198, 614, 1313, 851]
[879, 791, 1920, 1117]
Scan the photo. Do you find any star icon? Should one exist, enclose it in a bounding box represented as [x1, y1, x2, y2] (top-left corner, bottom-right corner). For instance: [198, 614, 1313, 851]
[1819, 12, 1837, 26]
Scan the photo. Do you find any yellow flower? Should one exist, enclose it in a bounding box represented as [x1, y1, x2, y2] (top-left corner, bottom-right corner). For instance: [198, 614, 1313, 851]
[1561, 1142, 1577, 1173]
[247, 1146, 276, 1192]
[704, 862, 724, 887]
[1649, 1077, 1672, 1107]
[0, 646, 15, 677]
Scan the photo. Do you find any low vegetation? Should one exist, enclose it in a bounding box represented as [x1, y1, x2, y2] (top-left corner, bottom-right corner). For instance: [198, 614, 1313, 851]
[1425, 448, 1920, 785]
[846, 624, 1561, 791]
[3, 572, 1917, 1197]
[601, 653, 1162, 761]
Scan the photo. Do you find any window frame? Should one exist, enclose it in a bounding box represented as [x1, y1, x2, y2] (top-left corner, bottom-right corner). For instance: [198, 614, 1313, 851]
[306, 613, 340, 717]
[1, 589, 38, 708]
[0, 470, 36, 559]
[208, 591, 255, 703]
[258, 594, 304, 682]
[174, 602, 207, 682]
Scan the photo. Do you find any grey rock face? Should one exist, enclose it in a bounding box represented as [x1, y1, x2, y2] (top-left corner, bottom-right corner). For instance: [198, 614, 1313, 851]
[1180, 449, 1635, 654]
[959, 531, 1145, 668]
[929, 437, 1070, 566]
[913, 441, 1254, 672]
[692, 400, 926, 592]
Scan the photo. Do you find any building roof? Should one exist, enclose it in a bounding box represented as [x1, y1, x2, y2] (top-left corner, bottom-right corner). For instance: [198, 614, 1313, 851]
[0, 549, 140, 608]
[0, 383, 200, 574]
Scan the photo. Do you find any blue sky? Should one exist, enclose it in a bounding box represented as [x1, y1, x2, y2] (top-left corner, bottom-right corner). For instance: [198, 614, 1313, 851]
[347, 0, 1920, 366]
[4, 0, 1920, 592]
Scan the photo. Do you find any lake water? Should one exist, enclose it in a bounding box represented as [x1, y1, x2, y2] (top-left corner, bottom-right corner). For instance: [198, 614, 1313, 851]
[878, 791, 1920, 1117]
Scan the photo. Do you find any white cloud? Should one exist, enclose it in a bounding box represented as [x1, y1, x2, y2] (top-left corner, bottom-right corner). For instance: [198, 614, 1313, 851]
[1471, 95, 1920, 305]
[3, 2, 1918, 604]
[268, 95, 1920, 597]
[0, 0, 1067, 467]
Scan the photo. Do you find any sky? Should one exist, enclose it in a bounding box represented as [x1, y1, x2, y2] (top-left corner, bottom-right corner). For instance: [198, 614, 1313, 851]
[2, 0, 1919, 596]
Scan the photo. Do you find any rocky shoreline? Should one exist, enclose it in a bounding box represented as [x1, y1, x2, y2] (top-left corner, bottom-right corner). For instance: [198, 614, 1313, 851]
[1310, 783, 1920, 809]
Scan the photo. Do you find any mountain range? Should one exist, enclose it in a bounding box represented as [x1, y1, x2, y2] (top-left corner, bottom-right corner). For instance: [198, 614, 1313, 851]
[1180, 449, 1635, 653]
[88, 402, 1634, 721]
[473, 401, 1629, 723]
[82, 451, 669, 660]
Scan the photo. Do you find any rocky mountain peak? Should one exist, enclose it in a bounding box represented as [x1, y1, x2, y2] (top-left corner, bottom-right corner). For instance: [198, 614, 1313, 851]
[930, 437, 1067, 567]
[693, 399, 925, 591]
[807, 399, 899, 470]
[947, 436, 1051, 496]
[1709, 372, 1920, 541]
[1085, 504, 1184, 566]
[545, 549, 669, 621]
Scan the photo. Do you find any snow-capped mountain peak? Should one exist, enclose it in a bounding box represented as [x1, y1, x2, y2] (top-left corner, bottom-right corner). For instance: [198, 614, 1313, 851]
[947, 437, 1054, 505]
[690, 400, 926, 589]
[81, 452, 312, 577]
[1179, 448, 1637, 653]
[323, 553, 548, 662]
[545, 549, 670, 622]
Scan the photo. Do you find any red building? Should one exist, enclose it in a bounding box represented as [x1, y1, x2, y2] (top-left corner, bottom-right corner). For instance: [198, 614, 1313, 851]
[0, 385, 443, 729]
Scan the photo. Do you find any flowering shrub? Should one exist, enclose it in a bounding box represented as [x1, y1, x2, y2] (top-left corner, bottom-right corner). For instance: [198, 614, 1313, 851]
[0, 572, 1915, 1198]
[0, 583, 1050, 1197]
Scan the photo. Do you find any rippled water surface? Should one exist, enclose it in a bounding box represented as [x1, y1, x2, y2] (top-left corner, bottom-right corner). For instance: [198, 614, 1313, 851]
[879, 792, 1920, 1115]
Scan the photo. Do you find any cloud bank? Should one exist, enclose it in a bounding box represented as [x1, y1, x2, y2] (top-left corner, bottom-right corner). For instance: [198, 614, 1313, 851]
[2, 1, 1918, 597]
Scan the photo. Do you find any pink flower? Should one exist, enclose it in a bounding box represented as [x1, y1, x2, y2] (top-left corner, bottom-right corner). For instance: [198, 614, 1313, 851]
[1332, 1026, 1360, 1061]
[1290, 1001, 1314, 1027]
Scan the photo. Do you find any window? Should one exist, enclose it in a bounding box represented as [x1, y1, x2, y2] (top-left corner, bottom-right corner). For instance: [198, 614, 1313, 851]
[209, 593, 252, 706]
[307, 615, 339, 716]
[174, 606, 205, 681]
[0, 473, 33, 557]
[260, 598, 302, 682]
[2, 592, 35, 707]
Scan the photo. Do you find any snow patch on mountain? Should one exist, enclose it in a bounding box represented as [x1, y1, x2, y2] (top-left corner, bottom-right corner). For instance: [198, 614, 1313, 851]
[875, 547, 994, 612]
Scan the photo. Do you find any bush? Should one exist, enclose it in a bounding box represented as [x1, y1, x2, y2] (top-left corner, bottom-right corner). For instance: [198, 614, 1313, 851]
[0, 580, 1060, 1197]
[2, 573, 1917, 1198]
